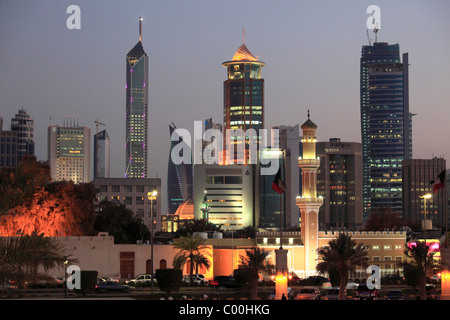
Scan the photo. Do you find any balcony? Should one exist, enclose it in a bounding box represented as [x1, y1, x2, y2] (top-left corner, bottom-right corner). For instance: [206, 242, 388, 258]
[298, 158, 320, 168]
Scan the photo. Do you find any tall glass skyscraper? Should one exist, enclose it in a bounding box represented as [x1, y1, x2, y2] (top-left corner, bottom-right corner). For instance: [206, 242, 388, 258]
[222, 39, 265, 164]
[125, 17, 148, 178]
[167, 122, 193, 215]
[360, 41, 411, 219]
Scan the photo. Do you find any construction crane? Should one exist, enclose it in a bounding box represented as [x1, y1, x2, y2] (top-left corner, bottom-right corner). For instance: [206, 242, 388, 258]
[94, 119, 106, 179]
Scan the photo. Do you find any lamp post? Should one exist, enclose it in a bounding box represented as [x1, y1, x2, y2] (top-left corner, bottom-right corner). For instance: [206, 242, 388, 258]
[64, 257, 69, 298]
[147, 190, 157, 294]
[420, 193, 432, 241]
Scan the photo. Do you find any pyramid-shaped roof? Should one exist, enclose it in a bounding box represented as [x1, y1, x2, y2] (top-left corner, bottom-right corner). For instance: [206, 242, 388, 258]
[127, 41, 146, 60]
[231, 44, 258, 62]
[301, 111, 317, 129]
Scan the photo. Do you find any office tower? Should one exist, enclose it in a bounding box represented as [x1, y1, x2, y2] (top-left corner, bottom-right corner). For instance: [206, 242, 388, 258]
[259, 148, 285, 229]
[193, 164, 255, 230]
[0, 109, 34, 168]
[94, 129, 110, 178]
[47, 118, 90, 183]
[125, 17, 149, 178]
[360, 40, 411, 219]
[222, 36, 265, 164]
[94, 177, 161, 232]
[316, 138, 363, 230]
[402, 158, 446, 228]
[296, 112, 323, 275]
[259, 125, 300, 229]
[167, 122, 193, 215]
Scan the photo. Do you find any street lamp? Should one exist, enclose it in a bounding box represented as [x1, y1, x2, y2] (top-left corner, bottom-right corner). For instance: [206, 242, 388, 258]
[64, 257, 69, 298]
[147, 190, 157, 294]
[420, 193, 432, 241]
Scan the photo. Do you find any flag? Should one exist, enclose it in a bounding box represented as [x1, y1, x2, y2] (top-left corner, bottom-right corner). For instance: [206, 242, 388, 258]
[430, 170, 446, 194]
[272, 167, 287, 194]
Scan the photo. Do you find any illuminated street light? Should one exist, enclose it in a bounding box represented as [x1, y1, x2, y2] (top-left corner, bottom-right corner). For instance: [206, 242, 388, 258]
[147, 190, 157, 294]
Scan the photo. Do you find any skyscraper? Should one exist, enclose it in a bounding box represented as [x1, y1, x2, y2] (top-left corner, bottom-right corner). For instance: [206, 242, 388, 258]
[167, 122, 193, 215]
[316, 138, 363, 230]
[402, 158, 446, 228]
[222, 35, 265, 164]
[360, 40, 411, 219]
[47, 118, 90, 184]
[125, 17, 149, 178]
[94, 129, 110, 178]
[0, 108, 34, 168]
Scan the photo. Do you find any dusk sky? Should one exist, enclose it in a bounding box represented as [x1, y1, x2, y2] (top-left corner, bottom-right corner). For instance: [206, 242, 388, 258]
[1, 1, 449, 213]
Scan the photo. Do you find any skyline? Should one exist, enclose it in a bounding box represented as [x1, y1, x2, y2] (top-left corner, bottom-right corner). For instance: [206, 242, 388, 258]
[1, 1, 450, 213]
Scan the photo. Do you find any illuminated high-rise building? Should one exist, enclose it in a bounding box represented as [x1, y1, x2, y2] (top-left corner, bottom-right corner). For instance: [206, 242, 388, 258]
[222, 34, 265, 164]
[360, 39, 411, 219]
[167, 122, 193, 215]
[125, 17, 149, 178]
[47, 117, 90, 184]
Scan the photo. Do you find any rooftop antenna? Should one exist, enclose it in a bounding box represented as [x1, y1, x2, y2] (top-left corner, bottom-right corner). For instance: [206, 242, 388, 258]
[139, 17, 142, 42]
[366, 29, 372, 46]
[371, 12, 379, 43]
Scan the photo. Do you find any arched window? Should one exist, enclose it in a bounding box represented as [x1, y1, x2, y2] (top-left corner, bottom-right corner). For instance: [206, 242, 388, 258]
[160, 259, 167, 269]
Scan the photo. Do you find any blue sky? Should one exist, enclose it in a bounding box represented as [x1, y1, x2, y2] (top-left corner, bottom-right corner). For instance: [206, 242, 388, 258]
[1, 0, 449, 212]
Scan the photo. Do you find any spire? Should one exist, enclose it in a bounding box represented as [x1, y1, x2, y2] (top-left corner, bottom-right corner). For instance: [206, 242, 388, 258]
[139, 16, 142, 42]
[243, 28, 245, 44]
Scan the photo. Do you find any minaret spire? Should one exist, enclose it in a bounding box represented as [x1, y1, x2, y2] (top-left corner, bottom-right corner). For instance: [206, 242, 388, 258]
[139, 17, 143, 42]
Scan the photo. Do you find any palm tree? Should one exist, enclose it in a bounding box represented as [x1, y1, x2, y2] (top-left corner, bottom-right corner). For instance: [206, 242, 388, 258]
[0, 232, 74, 297]
[399, 241, 439, 300]
[238, 247, 271, 300]
[316, 233, 369, 300]
[172, 233, 211, 285]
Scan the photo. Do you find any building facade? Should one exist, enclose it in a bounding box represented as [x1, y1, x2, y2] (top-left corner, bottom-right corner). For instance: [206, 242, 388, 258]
[317, 138, 363, 230]
[94, 129, 110, 179]
[222, 40, 265, 164]
[125, 17, 149, 178]
[193, 164, 256, 230]
[94, 177, 161, 232]
[402, 158, 447, 228]
[360, 41, 411, 219]
[47, 121, 90, 184]
[167, 122, 193, 215]
[0, 109, 34, 168]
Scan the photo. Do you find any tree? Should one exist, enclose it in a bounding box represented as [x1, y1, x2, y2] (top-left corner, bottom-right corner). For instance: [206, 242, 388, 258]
[237, 247, 271, 300]
[399, 241, 440, 300]
[0, 155, 51, 215]
[94, 201, 150, 244]
[0, 232, 74, 297]
[175, 219, 220, 237]
[172, 234, 211, 285]
[156, 268, 183, 296]
[316, 233, 369, 300]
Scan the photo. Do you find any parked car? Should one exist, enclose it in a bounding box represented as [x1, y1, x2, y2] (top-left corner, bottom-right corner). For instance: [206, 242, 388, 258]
[126, 274, 157, 286]
[182, 274, 207, 285]
[298, 276, 329, 286]
[210, 276, 237, 288]
[386, 290, 405, 300]
[268, 287, 294, 300]
[97, 276, 119, 283]
[355, 283, 380, 300]
[345, 281, 358, 290]
[294, 286, 321, 300]
[95, 281, 130, 293]
[416, 284, 437, 300]
[324, 287, 347, 300]
[381, 274, 405, 285]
